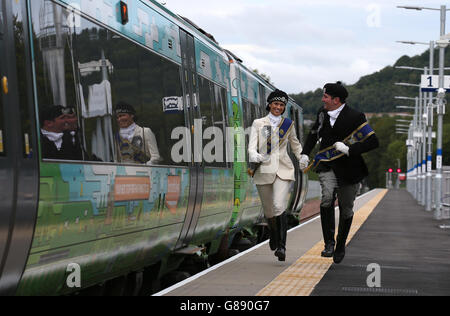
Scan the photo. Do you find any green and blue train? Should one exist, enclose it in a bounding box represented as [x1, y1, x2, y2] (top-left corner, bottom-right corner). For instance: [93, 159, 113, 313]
[0, 0, 307, 295]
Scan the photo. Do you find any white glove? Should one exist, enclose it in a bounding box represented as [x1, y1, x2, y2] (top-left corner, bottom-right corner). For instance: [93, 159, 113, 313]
[299, 154, 310, 170]
[250, 152, 266, 163]
[334, 142, 350, 156]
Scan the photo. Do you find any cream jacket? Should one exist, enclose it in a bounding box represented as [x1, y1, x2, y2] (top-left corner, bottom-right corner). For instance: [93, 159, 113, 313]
[117, 125, 162, 165]
[248, 115, 303, 185]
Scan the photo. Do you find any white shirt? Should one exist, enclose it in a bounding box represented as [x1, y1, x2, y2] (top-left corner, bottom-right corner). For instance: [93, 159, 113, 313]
[268, 113, 282, 130]
[328, 103, 346, 127]
[119, 123, 137, 141]
[41, 129, 64, 150]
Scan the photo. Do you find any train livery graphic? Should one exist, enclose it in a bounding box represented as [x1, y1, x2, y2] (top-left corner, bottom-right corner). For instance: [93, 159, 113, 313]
[0, 0, 307, 295]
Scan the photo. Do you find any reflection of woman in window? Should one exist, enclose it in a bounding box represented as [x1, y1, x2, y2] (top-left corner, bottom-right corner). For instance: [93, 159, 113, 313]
[114, 102, 161, 165]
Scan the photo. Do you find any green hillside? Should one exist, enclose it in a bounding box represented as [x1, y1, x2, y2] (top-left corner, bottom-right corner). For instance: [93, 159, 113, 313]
[291, 48, 450, 115]
[292, 48, 450, 189]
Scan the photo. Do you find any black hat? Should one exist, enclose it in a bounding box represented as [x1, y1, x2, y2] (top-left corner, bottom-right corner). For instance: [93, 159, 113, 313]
[115, 101, 136, 115]
[40, 105, 64, 125]
[323, 81, 348, 102]
[266, 89, 289, 112]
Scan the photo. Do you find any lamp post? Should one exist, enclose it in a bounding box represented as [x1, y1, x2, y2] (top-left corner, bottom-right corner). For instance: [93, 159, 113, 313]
[396, 96, 420, 199]
[397, 5, 450, 12]
[406, 126, 415, 194]
[426, 42, 435, 212]
[435, 6, 447, 220]
[396, 40, 429, 46]
[396, 78, 427, 206]
[398, 4, 449, 220]
[397, 48, 437, 211]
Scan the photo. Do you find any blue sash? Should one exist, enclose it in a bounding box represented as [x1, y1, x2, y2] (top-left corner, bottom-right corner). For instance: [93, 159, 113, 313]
[266, 118, 294, 154]
[248, 117, 294, 177]
[309, 122, 375, 170]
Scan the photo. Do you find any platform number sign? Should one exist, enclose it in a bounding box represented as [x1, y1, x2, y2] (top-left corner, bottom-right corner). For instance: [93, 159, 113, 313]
[421, 75, 450, 92]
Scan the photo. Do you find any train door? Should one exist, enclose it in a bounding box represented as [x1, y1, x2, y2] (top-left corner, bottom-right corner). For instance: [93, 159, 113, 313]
[175, 29, 204, 249]
[0, 0, 39, 295]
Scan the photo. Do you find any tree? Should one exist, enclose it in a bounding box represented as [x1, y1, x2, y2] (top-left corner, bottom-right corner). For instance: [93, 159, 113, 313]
[252, 69, 272, 84]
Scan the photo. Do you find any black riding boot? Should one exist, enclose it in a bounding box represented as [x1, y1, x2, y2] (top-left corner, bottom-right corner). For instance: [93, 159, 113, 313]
[320, 206, 336, 257]
[274, 213, 288, 261]
[333, 216, 353, 264]
[267, 217, 278, 251]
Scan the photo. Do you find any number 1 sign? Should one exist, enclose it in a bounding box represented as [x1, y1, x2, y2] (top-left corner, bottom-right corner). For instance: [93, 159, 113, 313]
[421, 75, 450, 92]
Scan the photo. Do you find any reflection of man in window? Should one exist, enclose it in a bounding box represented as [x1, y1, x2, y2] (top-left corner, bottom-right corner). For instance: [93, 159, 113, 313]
[40, 105, 82, 160]
[114, 102, 161, 165]
[62, 107, 83, 161]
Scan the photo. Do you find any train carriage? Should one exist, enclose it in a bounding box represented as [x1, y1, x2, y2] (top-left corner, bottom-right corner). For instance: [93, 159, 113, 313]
[0, 0, 307, 295]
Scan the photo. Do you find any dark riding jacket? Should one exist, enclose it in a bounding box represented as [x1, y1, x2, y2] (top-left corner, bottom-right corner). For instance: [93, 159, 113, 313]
[302, 105, 379, 185]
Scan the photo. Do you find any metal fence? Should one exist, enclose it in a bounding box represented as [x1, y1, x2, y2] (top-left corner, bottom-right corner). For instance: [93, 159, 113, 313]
[407, 166, 450, 219]
[432, 168, 450, 219]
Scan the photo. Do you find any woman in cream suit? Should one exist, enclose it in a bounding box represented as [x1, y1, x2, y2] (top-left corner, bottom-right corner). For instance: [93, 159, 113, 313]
[115, 101, 162, 165]
[248, 89, 303, 261]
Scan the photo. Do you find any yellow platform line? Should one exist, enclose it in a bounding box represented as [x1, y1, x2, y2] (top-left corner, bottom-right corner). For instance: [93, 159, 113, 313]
[257, 189, 388, 296]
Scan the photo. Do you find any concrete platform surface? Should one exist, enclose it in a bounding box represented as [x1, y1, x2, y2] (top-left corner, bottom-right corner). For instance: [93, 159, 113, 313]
[312, 189, 450, 296]
[155, 189, 384, 296]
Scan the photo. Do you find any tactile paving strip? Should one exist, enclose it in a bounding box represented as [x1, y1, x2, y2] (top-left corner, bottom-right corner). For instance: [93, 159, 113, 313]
[256, 189, 388, 296]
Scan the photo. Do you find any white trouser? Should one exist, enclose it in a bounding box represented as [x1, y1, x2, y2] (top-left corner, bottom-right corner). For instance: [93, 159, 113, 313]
[257, 176, 293, 219]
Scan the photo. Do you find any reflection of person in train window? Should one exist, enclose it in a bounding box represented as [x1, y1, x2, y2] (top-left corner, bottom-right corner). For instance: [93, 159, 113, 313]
[40, 105, 82, 160]
[114, 101, 161, 165]
[62, 107, 83, 161]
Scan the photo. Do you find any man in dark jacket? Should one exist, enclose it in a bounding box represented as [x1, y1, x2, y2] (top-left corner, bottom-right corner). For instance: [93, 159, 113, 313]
[299, 82, 379, 264]
[40, 105, 83, 161]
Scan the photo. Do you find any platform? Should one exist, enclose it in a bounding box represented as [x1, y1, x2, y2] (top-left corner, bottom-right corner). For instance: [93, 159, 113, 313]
[154, 189, 450, 296]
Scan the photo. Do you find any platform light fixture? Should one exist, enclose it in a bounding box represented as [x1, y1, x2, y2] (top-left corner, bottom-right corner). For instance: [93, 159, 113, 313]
[398, 4, 449, 218]
[120, 1, 129, 25]
[397, 6, 450, 11]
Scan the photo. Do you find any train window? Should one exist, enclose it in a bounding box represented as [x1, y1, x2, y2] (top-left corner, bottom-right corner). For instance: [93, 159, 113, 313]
[199, 77, 214, 127]
[12, 0, 33, 158]
[31, 0, 92, 161]
[212, 84, 228, 167]
[259, 84, 266, 117]
[198, 76, 227, 168]
[31, 0, 186, 166]
[241, 98, 251, 162]
[249, 100, 255, 125]
[0, 3, 4, 155]
[0, 85, 4, 156]
[253, 103, 260, 120]
[0, 2, 3, 36]
[244, 99, 261, 124]
[242, 98, 252, 129]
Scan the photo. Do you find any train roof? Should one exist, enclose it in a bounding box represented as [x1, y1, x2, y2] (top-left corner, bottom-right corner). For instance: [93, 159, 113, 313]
[141, 1, 279, 88]
[63, 0, 299, 106]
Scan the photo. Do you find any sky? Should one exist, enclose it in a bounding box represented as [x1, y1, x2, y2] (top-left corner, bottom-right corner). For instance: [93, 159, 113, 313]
[161, 0, 449, 94]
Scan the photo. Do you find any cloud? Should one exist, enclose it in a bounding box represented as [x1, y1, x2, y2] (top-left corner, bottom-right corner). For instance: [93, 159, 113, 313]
[222, 42, 401, 93]
[163, 0, 444, 93]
